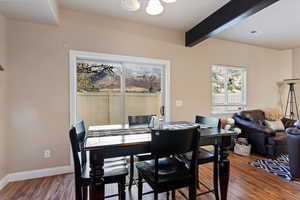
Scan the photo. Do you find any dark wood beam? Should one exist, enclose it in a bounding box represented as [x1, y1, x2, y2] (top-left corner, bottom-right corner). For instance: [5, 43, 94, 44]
[185, 0, 279, 47]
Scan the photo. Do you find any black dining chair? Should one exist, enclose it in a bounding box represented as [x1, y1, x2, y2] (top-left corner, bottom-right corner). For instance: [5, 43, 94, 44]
[69, 121, 129, 200]
[136, 126, 200, 200]
[195, 116, 221, 130]
[179, 116, 220, 199]
[128, 115, 155, 127]
[128, 115, 156, 189]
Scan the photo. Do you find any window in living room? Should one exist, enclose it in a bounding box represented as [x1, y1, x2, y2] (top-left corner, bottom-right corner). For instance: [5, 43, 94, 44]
[211, 65, 247, 114]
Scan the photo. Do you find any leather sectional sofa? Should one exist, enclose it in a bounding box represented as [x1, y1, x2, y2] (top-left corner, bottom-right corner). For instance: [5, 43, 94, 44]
[233, 110, 296, 157]
[286, 121, 300, 179]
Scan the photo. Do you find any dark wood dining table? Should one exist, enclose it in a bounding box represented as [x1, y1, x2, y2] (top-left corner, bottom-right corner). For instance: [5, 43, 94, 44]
[84, 122, 237, 200]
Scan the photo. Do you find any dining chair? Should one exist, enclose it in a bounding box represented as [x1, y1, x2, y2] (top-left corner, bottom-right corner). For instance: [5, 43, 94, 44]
[128, 115, 156, 190]
[128, 115, 155, 127]
[195, 115, 221, 129]
[69, 121, 129, 200]
[178, 115, 220, 199]
[136, 126, 200, 200]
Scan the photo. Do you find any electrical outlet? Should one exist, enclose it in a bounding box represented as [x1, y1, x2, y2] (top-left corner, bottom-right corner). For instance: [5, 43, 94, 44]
[44, 150, 51, 158]
[176, 100, 183, 107]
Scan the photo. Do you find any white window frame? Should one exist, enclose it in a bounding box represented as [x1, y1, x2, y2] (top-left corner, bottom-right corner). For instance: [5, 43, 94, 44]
[211, 65, 247, 114]
[69, 50, 171, 128]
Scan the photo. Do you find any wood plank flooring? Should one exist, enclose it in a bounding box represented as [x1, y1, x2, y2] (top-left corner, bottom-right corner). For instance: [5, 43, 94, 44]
[1, 153, 300, 200]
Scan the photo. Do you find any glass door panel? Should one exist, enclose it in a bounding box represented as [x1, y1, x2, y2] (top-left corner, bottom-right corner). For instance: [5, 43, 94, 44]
[76, 60, 123, 127]
[124, 63, 165, 123]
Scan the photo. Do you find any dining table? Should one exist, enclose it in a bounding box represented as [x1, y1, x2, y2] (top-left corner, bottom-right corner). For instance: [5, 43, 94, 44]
[84, 121, 237, 200]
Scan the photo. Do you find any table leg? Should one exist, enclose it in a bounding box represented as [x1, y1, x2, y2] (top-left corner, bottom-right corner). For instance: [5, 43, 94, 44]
[189, 184, 196, 200]
[189, 148, 198, 200]
[213, 145, 220, 200]
[89, 150, 105, 200]
[219, 136, 231, 200]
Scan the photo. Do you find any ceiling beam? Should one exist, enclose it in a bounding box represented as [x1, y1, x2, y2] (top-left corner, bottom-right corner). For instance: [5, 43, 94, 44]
[185, 0, 279, 47]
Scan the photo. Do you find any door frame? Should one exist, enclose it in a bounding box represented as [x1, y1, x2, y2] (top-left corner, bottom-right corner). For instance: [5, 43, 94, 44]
[69, 50, 171, 128]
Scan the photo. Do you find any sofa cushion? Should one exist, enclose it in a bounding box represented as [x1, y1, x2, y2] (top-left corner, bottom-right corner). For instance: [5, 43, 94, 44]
[262, 108, 283, 121]
[267, 131, 287, 145]
[238, 110, 265, 123]
[265, 120, 285, 131]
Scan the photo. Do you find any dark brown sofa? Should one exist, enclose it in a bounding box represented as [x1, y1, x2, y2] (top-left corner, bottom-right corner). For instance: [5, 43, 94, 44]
[233, 109, 296, 156]
[286, 121, 300, 180]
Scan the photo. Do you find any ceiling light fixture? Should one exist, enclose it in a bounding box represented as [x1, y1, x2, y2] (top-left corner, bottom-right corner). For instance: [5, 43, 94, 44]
[121, 0, 141, 11]
[146, 0, 164, 15]
[121, 0, 176, 16]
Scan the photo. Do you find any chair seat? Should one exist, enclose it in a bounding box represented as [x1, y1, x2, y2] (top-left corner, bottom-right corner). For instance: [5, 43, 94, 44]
[197, 148, 214, 164]
[86, 151, 127, 163]
[105, 157, 128, 163]
[135, 153, 153, 161]
[135, 157, 192, 191]
[82, 157, 128, 182]
[178, 148, 214, 165]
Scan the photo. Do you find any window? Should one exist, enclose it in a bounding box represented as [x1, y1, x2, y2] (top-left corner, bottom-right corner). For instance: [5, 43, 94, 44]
[70, 51, 170, 128]
[211, 65, 247, 114]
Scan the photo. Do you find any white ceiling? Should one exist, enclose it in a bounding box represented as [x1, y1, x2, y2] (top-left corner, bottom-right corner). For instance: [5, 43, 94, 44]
[216, 0, 300, 50]
[0, 0, 59, 24]
[59, 0, 230, 31]
[0, 0, 300, 49]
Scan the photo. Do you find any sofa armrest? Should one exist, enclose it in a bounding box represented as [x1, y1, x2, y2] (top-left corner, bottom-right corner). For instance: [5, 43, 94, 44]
[234, 117, 275, 136]
[286, 127, 300, 135]
[282, 118, 296, 129]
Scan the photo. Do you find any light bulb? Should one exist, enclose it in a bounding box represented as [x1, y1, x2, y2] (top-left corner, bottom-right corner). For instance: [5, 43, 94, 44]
[162, 0, 176, 3]
[121, 0, 141, 11]
[146, 0, 164, 15]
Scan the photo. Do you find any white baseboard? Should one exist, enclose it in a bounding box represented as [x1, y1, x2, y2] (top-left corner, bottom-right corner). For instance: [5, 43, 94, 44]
[0, 175, 9, 191]
[0, 165, 73, 191]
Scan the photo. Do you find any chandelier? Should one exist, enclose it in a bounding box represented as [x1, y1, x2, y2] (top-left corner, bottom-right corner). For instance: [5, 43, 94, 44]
[121, 0, 176, 16]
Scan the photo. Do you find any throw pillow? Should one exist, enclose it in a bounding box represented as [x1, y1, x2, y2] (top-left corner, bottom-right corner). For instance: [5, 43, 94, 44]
[265, 120, 285, 131]
[262, 108, 283, 121]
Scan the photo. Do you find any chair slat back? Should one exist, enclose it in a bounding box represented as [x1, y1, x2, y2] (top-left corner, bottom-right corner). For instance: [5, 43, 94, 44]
[195, 115, 221, 129]
[150, 126, 200, 184]
[128, 115, 156, 126]
[69, 121, 87, 179]
[150, 126, 200, 157]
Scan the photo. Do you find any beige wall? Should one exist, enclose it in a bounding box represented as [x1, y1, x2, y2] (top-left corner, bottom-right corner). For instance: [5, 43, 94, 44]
[6, 9, 293, 173]
[292, 48, 300, 78]
[0, 13, 7, 179]
[292, 48, 300, 112]
[277, 50, 293, 113]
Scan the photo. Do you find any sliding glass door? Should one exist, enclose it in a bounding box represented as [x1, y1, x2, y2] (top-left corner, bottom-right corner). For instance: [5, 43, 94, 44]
[76, 60, 123, 127]
[124, 63, 165, 123]
[74, 55, 168, 128]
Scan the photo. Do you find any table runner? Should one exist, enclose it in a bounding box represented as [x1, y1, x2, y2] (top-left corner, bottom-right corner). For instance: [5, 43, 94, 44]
[88, 127, 151, 137]
[87, 123, 199, 137]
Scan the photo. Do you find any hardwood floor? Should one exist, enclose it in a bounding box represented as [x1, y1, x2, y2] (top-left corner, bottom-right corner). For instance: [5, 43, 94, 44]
[1, 153, 300, 200]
